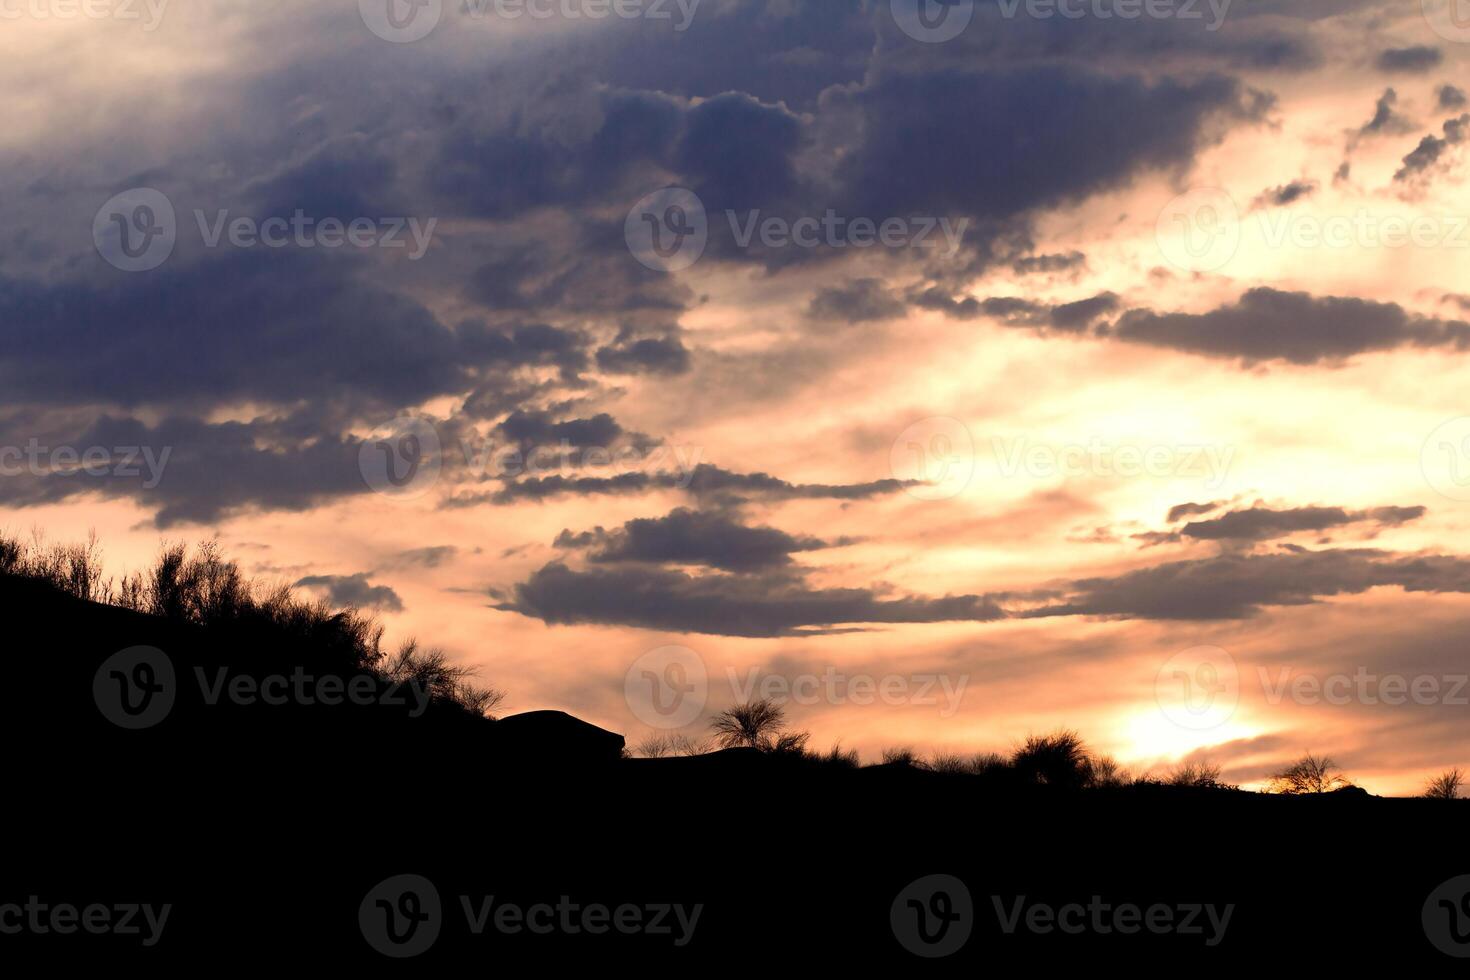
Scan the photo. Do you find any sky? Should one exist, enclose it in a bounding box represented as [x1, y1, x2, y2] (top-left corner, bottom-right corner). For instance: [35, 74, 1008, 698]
[5, 0, 1470, 794]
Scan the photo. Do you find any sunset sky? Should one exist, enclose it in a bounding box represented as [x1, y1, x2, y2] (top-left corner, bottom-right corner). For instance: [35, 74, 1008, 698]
[6, 0, 1470, 794]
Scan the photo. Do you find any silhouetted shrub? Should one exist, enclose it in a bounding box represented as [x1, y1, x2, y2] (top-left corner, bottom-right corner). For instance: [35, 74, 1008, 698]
[1012, 730, 1092, 790]
[710, 697, 807, 752]
[1090, 754, 1132, 788]
[966, 752, 1010, 777]
[880, 746, 921, 768]
[0, 531, 503, 718]
[928, 753, 970, 775]
[815, 742, 859, 769]
[1168, 760, 1231, 790]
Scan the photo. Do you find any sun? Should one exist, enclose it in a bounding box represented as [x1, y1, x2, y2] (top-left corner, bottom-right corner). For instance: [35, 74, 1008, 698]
[1117, 709, 1260, 769]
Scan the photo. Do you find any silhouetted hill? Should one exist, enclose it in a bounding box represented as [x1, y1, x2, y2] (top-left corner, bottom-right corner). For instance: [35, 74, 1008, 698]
[4, 571, 1468, 967]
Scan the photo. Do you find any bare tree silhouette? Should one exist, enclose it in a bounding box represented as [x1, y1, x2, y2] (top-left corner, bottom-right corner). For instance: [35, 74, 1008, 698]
[1269, 753, 1350, 794]
[1424, 767, 1464, 800]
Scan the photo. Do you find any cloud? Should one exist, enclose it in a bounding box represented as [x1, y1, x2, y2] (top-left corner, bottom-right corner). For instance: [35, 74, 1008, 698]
[556, 508, 838, 572]
[497, 562, 1005, 638]
[294, 573, 404, 612]
[834, 67, 1255, 225]
[1394, 113, 1470, 183]
[470, 463, 918, 505]
[1439, 85, 1467, 110]
[595, 329, 693, 375]
[1110, 288, 1470, 365]
[1376, 46, 1443, 74]
[1252, 179, 1318, 208]
[1166, 500, 1228, 522]
[914, 289, 1119, 332]
[808, 278, 907, 322]
[1176, 504, 1426, 542]
[1021, 548, 1470, 621]
[387, 546, 459, 569]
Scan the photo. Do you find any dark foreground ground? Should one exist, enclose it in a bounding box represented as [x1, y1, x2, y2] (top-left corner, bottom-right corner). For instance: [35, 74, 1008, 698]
[5, 576, 1468, 968]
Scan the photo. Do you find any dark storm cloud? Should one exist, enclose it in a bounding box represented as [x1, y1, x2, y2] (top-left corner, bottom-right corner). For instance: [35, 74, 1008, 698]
[1021, 549, 1470, 621]
[467, 462, 919, 506]
[1394, 114, 1470, 183]
[294, 573, 404, 612]
[913, 289, 1118, 332]
[497, 411, 626, 451]
[464, 231, 694, 316]
[1355, 88, 1409, 139]
[1167, 501, 1227, 523]
[431, 87, 685, 221]
[1376, 46, 1443, 74]
[1011, 251, 1087, 275]
[1252, 179, 1318, 208]
[556, 508, 836, 572]
[808, 279, 907, 322]
[1439, 85, 1468, 110]
[387, 546, 459, 569]
[595, 329, 693, 375]
[1110, 288, 1470, 365]
[674, 92, 805, 213]
[1178, 504, 1426, 541]
[496, 562, 1005, 638]
[833, 67, 1254, 223]
[0, 249, 600, 411]
[0, 413, 376, 528]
